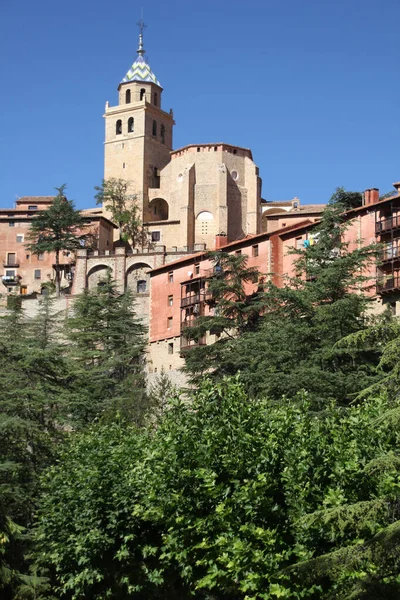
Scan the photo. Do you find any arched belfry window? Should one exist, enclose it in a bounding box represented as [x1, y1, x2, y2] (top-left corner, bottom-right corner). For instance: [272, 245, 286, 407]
[152, 120, 157, 137]
[140, 88, 146, 101]
[128, 117, 134, 133]
[116, 119, 122, 135]
[125, 89, 131, 104]
[154, 92, 158, 107]
[160, 124, 165, 144]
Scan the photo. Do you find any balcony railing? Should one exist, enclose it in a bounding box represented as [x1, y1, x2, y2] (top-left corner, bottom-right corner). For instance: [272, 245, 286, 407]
[381, 246, 400, 262]
[2, 275, 21, 286]
[180, 337, 206, 352]
[376, 215, 400, 234]
[3, 262, 19, 268]
[377, 277, 400, 293]
[181, 292, 205, 308]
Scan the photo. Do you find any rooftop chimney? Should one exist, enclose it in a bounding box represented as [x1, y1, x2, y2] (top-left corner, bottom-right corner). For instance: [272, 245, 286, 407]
[370, 188, 380, 204]
[393, 182, 400, 194]
[215, 233, 228, 250]
[364, 189, 371, 205]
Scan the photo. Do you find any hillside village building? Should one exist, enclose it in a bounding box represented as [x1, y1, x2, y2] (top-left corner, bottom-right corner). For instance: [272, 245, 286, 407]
[1, 28, 399, 381]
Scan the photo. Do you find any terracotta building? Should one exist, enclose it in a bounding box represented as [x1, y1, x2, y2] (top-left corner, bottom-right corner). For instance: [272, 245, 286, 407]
[147, 184, 400, 376]
[0, 197, 116, 296]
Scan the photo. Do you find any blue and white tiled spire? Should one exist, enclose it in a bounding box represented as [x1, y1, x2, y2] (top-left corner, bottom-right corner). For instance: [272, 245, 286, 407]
[121, 22, 161, 86]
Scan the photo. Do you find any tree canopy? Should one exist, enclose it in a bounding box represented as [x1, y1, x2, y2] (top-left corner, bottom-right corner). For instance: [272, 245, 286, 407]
[26, 185, 86, 297]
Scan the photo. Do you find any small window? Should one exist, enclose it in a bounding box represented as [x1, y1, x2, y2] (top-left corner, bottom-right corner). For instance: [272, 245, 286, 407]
[128, 117, 134, 132]
[125, 89, 131, 104]
[235, 249, 242, 256]
[160, 124, 165, 144]
[214, 146, 218, 151]
[168, 295, 173, 306]
[26, 254, 30, 259]
[154, 92, 158, 106]
[168, 271, 173, 283]
[197, 147, 201, 152]
[140, 88, 146, 101]
[123, 163, 125, 169]
[16, 234, 24, 243]
[34, 269, 41, 280]
[233, 148, 237, 155]
[28, 205, 38, 210]
[195, 263, 200, 275]
[5, 270, 15, 277]
[151, 231, 161, 243]
[116, 119, 122, 135]
[38, 253, 44, 261]
[152, 120, 157, 136]
[296, 237, 303, 249]
[137, 280, 147, 293]
[7, 253, 17, 265]
[252, 245, 259, 257]
[168, 342, 174, 355]
[167, 317, 173, 329]
[9, 221, 15, 227]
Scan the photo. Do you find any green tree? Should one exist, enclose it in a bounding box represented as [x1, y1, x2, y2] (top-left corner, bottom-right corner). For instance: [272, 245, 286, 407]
[26, 185, 86, 297]
[95, 178, 148, 248]
[65, 273, 148, 426]
[329, 186, 363, 210]
[0, 296, 67, 598]
[183, 251, 263, 383]
[34, 377, 400, 599]
[187, 201, 381, 405]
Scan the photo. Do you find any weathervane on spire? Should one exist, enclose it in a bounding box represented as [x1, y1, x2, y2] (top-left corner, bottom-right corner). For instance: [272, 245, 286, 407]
[137, 10, 146, 57]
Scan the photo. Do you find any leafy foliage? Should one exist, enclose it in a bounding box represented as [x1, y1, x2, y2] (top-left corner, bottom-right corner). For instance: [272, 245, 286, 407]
[34, 377, 400, 599]
[95, 178, 149, 248]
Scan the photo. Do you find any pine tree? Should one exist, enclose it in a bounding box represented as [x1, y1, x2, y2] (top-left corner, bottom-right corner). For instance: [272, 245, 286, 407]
[183, 251, 263, 383]
[185, 199, 382, 405]
[26, 185, 86, 297]
[0, 296, 67, 598]
[65, 273, 148, 426]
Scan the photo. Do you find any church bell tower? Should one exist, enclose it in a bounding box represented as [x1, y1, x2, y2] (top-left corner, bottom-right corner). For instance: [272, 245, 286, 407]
[103, 21, 174, 220]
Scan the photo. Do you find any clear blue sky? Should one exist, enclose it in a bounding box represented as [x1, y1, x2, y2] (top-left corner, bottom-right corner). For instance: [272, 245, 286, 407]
[1, 0, 399, 208]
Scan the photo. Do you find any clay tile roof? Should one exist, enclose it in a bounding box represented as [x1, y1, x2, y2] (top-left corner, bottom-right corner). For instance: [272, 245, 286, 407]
[16, 196, 55, 203]
[297, 204, 325, 213]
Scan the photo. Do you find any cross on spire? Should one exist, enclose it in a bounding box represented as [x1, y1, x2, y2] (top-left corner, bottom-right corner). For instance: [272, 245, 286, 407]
[137, 12, 146, 56]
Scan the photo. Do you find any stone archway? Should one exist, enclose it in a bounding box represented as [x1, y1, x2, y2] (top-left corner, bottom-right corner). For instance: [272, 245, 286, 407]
[125, 262, 152, 294]
[87, 265, 112, 290]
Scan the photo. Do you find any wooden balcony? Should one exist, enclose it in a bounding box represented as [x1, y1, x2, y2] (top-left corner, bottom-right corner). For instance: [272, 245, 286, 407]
[181, 292, 205, 308]
[376, 215, 400, 235]
[377, 277, 400, 294]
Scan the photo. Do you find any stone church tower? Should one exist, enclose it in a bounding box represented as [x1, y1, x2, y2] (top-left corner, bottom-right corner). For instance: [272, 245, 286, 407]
[103, 25, 262, 250]
[103, 25, 174, 221]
